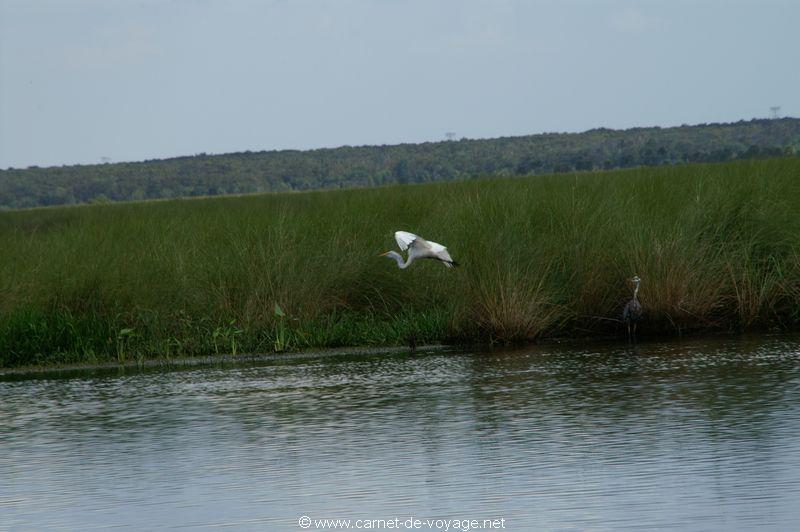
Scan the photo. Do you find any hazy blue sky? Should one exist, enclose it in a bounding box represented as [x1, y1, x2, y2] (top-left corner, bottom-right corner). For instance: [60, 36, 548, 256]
[1, 0, 797, 169]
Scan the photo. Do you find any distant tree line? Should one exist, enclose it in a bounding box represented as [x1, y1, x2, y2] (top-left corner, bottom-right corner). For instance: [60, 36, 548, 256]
[1, 118, 798, 209]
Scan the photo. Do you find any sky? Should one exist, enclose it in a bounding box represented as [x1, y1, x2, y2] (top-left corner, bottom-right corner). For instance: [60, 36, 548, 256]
[0, 0, 798, 169]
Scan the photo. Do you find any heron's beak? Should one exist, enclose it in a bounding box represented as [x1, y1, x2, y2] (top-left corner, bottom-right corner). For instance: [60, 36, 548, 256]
[378, 251, 388, 257]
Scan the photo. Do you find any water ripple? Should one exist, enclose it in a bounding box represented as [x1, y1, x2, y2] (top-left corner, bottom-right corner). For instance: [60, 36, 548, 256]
[2, 334, 800, 530]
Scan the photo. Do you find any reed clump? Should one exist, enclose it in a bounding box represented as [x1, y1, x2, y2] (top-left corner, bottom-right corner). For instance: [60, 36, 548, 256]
[1, 157, 798, 367]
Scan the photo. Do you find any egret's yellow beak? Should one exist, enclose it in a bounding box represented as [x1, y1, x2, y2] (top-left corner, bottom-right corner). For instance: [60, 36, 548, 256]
[378, 251, 389, 257]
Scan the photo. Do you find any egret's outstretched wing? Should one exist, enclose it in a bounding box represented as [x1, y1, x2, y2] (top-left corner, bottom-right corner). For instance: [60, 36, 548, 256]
[394, 231, 418, 251]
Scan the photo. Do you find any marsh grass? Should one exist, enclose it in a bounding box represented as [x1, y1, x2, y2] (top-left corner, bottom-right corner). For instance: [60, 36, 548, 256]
[1, 158, 798, 366]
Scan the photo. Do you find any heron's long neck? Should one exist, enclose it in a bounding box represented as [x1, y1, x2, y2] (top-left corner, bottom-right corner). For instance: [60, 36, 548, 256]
[389, 251, 413, 269]
[633, 282, 640, 300]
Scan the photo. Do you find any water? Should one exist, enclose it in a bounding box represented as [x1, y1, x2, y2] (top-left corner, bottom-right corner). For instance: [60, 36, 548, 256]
[2, 335, 800, 531]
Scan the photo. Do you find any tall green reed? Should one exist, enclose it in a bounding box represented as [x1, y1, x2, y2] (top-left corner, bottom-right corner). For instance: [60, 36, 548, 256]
[1, 157, 798, 366]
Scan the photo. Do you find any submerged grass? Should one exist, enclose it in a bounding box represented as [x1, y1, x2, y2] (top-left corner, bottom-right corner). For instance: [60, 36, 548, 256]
[1, 158, 799, 367]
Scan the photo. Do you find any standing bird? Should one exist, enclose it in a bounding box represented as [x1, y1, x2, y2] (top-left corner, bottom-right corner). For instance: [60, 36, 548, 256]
[380, 231, 458, 269]
[622, 275, 643, 340]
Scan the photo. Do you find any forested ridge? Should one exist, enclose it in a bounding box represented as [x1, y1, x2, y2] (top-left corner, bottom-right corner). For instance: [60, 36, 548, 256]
[2, 118, 798, 209]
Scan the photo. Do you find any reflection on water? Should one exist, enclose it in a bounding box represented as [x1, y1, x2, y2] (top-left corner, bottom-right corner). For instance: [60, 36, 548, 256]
[2, 335, 800, 530]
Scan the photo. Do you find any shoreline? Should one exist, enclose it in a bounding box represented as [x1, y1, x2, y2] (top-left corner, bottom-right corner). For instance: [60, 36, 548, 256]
[4, 328, 794, 378]
[0, 343, 451, 378]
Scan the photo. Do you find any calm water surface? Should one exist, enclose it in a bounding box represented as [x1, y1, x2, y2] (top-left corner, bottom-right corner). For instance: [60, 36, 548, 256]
[2, 335, 800, 531]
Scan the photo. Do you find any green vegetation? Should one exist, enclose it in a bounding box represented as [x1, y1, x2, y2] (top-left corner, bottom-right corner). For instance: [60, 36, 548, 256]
[2, 118, 799, 209]
[1, 158, 799, 367]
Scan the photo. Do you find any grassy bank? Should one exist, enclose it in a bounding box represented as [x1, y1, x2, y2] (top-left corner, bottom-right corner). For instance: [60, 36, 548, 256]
[1, 158, 799, 367]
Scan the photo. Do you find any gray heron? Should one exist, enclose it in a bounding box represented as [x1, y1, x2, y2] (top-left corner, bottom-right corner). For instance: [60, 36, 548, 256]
[622, 275, 643, 339]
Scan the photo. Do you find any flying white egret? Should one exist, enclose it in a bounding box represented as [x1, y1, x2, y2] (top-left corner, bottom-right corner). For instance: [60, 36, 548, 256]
[380, 231, 458, 269]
